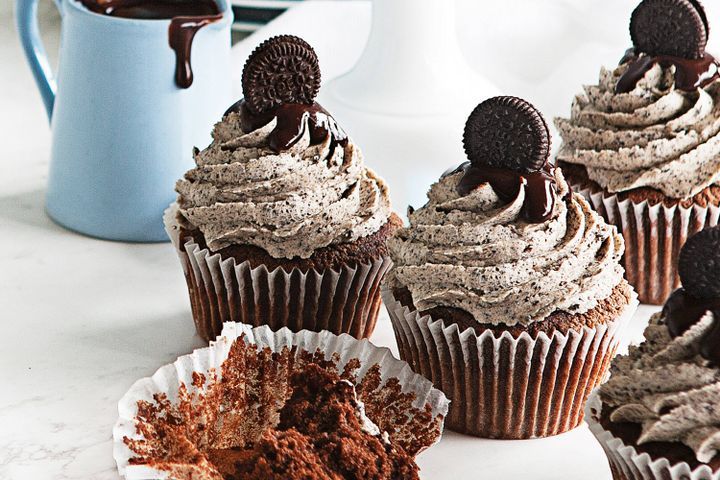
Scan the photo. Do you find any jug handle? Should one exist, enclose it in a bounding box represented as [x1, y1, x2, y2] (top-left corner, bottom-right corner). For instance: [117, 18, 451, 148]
[15, 0, 60, 122]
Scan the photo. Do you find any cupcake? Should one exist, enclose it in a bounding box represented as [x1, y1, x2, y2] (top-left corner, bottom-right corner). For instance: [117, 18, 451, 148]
[588, 225, 720, 480]
[113, 323, 449, 480]
[555, 0, 720, 305]
[165, 35, 401, 341]
[383, 96, 638, 439]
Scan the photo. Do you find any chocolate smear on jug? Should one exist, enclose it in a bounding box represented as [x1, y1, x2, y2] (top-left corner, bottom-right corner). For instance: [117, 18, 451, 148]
[79, 0, 222, 88]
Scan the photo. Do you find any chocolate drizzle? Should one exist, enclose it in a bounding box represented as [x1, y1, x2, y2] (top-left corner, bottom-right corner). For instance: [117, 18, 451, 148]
[456, 162, 557, 223]
[616, 49, 720, 93]
[80, 0, 219, 18]
[458, 96, 557, 224]
[225, 99, 348, 154]
[80, 0, 221, 89]
[168, 14, 222, 89]
[225, 36, 344, 153]
[663, 288, 720, 364]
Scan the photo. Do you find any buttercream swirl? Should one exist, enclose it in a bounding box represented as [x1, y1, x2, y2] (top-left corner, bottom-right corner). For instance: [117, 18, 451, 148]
[556, 59, 720, 199]
[601, 311, 720, 463]
[386, 167, 625, 326]
[175, 111, 392, 259]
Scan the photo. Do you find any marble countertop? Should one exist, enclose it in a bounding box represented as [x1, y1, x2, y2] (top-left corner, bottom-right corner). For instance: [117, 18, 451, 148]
[0, 1, 677, 479]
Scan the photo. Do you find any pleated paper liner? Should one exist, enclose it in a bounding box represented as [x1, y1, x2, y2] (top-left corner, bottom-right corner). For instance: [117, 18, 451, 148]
[113, 322, 450, 480]
[164, 205, 392, 341]
[586, 393, 720, 480]
[383, 288, 638, 439]
[574, 186, 720, 305]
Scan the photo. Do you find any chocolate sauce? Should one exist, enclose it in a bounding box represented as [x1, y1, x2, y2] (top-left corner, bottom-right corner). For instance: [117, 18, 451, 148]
[619, 47, 637, 66]
[441, 161, 470, 179]
[80, 0, 218, 19]
[168, 14, 222, 88]
[616, 49, 720, 94]
[225, 99, 349, 154]
[663, 288, 720, 364]
[456, 163, 557, 223]
[79, 0, 221, 89]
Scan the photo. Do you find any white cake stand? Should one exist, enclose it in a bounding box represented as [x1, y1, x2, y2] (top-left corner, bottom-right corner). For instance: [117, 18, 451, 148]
[320, 0, 500, 213]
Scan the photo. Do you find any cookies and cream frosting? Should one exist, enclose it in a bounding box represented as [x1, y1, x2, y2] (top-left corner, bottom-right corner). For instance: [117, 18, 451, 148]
[556, 61, 720, 199]
[386, 167, 626, 326]
[175, 111, 392, 259]
[601, 311, 720, 463]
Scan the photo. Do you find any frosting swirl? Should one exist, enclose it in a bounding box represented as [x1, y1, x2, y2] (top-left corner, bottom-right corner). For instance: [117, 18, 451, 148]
[386, 167, 625, 326]
[601, 311, 720, 463]
[556, 59, 720, 199]
[176, 111, 392, 259]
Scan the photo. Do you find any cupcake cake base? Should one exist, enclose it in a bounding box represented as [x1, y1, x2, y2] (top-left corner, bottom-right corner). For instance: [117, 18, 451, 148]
[383, 285, 638, 439]
[166, 205, 401, 341]
[560, 163, 720, 306]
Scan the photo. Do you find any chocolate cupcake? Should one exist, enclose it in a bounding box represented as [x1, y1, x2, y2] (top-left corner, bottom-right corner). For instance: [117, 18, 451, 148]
[587, 226, 720, 480]
[383, 96, 638, 439]
[165, 35, 401, 341]
[113, 323, 449, 480]
[555, 0, 720, 305]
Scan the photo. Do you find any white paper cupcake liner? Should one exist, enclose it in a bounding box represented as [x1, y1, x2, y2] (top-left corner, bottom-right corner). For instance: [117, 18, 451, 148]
[113, 322, 450, 480]
[586, 393, 720, 480]
[383, 287, 638, 439]
[575, 186, 720, 305]
[164, 205, 392, 341]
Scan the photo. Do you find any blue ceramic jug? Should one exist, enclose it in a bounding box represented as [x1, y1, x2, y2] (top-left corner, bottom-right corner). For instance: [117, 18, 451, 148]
[16, 0, 233, 241]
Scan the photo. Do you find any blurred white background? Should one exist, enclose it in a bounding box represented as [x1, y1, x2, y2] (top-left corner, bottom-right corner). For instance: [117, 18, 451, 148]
[0, 2, 717, 479]
[5, 0, 720, 164]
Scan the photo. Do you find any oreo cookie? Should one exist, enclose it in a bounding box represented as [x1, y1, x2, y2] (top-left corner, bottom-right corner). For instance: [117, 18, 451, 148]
[462, 96, 551, 173]
[689, 0, 710, 38]
[630, 0, 708, 59]
[678, 225, 720, 299]
[241, 35, 321, 114]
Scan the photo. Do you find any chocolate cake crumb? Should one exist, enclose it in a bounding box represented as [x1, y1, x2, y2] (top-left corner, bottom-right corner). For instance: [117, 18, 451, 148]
[224, 365, 419, 480]
[123, 336, 441, 479]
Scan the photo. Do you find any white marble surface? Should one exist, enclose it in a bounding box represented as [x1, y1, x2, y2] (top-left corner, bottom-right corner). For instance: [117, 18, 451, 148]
[0, 1, 684, 478]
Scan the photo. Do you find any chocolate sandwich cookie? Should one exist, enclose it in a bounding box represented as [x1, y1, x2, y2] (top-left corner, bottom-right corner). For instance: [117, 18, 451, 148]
[620, 0, 718, 93]
[463, 96, 551, 173]
[630, 0, 707, 59]
[458, 96, 557, 222]
[241, 35, 321, 114]
[224, 35, 347, 153]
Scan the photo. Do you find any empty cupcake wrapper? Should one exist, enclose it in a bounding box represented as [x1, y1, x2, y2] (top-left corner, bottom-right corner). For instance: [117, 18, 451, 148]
[113, 322, 450, 480]
[586, 393, 720, 480]
[383, 288, 638, 439]
[575, 186, 720, 305]
[164, 205, 392, 341]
